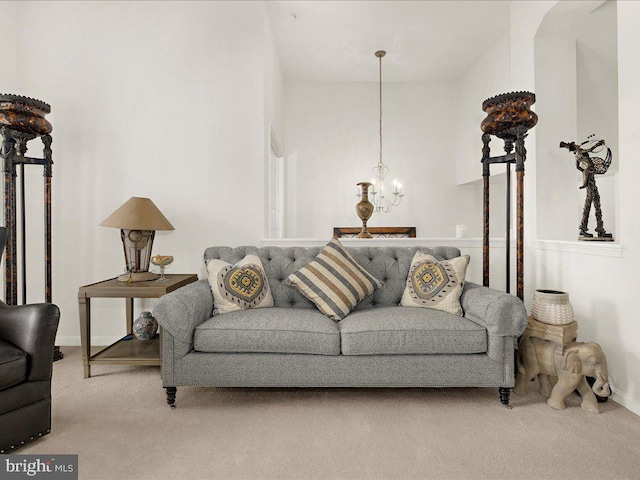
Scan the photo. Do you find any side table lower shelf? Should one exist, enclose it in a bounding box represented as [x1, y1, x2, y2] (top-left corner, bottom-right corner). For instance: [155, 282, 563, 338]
[78, 273, 198, 378]
[90, 334, 161, 367]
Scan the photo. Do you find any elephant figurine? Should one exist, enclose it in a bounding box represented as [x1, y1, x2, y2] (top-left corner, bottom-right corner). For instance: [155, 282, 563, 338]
[514, 337, 611, 413]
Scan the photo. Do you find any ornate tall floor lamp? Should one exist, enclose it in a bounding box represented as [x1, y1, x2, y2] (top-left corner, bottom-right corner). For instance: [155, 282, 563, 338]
[0, 93, 61, 360]
[480, 92, 538, 300]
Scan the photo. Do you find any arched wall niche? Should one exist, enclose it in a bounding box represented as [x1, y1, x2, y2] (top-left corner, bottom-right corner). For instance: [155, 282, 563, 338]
[534, 0, 618, 242]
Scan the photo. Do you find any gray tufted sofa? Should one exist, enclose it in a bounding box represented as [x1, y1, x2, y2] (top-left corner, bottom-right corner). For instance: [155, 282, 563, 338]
[153, 245, 527, 408]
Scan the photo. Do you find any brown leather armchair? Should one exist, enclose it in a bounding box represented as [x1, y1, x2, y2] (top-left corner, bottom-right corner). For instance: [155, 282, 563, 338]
[0, 227, 60, 453]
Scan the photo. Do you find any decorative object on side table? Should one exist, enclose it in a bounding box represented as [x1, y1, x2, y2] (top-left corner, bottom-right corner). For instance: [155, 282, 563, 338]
[355, 182, 374, 238]
[100, 197, 174, 282]
[0, 94, 61, 361]
[531, 289, 575, 325]
[151, 255, 174, 282]
[133, 311, 158, 341]
[481, 91, 538, 300]
[559, 135, 614, 241]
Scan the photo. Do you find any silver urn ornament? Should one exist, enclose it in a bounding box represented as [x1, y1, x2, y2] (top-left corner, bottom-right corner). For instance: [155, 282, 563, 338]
[133, 311, 158, 340]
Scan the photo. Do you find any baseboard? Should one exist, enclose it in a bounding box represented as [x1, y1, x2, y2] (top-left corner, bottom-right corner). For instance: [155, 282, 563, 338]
[55, 336, 121, 347]
[610, 387, 640, 416]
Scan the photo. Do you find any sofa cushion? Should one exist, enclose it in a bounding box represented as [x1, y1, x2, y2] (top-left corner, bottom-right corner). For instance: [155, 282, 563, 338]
[194, 308, 341, 355]
[285, 237, 383, 320]
[400, 252, 470, 316]
[206, 253, 274, 315]
[339, 307, 487, 355]
[0, 340, 27, 391]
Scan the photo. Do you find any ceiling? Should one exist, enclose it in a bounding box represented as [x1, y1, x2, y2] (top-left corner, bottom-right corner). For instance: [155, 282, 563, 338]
[266, 1, 511, 82]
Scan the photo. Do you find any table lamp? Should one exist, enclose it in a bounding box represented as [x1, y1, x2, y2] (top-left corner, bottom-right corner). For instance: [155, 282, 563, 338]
[100, 197, 174, 282]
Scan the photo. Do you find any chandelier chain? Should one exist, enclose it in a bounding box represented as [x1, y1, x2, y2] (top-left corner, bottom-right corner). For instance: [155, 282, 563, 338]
[379, 53, 383, 168]
[356, 49, 403, 214]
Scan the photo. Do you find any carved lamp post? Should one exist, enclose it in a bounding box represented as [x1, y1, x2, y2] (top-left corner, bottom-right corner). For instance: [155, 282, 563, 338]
[0, 94, 53, 305]
[481, 91, 538, 300]
[0, 93, 60, 360]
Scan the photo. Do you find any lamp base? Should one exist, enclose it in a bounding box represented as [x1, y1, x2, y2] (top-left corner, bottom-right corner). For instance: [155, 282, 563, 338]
[117, 271, 160, 283]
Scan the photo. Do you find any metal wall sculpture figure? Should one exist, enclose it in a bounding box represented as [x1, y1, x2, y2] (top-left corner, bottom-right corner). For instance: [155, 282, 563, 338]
[559, 135, 614, 241]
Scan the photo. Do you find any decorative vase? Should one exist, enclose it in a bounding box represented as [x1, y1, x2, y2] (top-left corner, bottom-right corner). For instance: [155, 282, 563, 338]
[133, 311, 158, 341]
[151, 255, 174, 282]
[356, 182, 374, 238]
[531, 289, 575, 325]
[0, 93, 52, 135]
[481, 91, 538, 140]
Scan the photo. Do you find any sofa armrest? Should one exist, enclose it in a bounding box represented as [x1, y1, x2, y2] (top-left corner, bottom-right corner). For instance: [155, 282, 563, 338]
[461, 282, 527, 337]
[0, 303, 60, 381]
[153, 279, 213, 344]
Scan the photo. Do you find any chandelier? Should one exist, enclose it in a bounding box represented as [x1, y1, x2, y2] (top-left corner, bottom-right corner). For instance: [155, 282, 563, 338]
[357, 50, 403, 214]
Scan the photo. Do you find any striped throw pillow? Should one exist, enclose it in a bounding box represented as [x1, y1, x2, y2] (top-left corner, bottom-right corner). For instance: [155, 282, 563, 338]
[285, 237, 383, 320]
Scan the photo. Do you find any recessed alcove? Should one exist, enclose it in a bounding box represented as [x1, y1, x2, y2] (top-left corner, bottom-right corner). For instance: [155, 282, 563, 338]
[534, 0, 618, 242]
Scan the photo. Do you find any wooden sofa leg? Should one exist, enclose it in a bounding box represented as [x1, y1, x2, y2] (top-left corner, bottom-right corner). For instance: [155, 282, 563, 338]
[499, 387, 512, 409]
[165, 387, 177, 409]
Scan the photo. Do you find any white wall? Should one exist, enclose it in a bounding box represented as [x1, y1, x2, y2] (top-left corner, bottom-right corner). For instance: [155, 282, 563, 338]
[0, 2, 18, 93]
[263, 3, 285, 237]
[535, 0, 618, 241]
[534, 37, 579, 241]
[612, 0, 640, 415]
[0, 2, 19, 298]
[576, 1, 618, 175]
[455, 34, 511, 186]
[285, 80, 495, 240]
[264, 5, 284, 146]
[6, 1, 269, 345]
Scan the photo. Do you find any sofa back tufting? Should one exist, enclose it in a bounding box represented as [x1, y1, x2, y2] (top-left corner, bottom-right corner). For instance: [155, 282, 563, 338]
[203, 246, 461, 310]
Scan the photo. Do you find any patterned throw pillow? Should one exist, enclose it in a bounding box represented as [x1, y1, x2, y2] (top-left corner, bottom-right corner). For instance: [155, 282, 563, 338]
[285, 237, 383, 321]
[400, 252, 470, 316]
[206, 254, 274, 315]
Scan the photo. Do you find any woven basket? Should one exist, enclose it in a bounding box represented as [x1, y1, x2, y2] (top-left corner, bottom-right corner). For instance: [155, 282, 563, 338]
[531, 289, 574, 325]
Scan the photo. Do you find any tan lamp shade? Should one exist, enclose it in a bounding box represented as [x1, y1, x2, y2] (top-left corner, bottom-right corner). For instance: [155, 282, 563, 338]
[100, 197, 174, 231]
[100, 197, 174, 282]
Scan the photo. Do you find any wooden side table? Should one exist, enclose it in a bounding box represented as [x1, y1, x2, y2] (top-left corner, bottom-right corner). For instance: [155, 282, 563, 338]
[78, 274, 197, 378]
[523, 316, 578, 351]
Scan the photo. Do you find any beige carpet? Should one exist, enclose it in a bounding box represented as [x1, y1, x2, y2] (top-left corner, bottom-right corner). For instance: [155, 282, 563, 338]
[18, 347, 640, 480]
